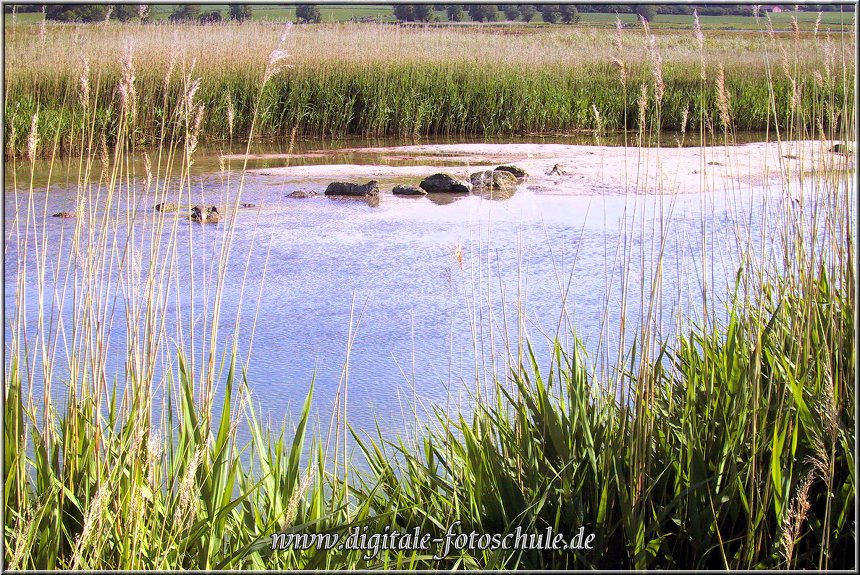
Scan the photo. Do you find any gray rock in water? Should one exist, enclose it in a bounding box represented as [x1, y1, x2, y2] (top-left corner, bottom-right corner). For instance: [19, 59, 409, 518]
[288, 191, 318, 199]
[470, 169, 518, 191]
[495, 165, 528, 181]
[239, 202, 257, 209]
[392, 184, 427, 196]
[419, 173, 472, 194]
[155, 202, 178, 212]
[324, 180, 380, 197]
[547, 163, 567, 176]
[52, 211, 76, 219]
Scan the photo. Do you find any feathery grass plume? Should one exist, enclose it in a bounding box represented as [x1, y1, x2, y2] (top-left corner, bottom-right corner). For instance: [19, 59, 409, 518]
[283, 467, 316, 531]
[612, 16, 627, 87]
[26, 113, 38, 162]
[99, 133, 110, 181]
[173, 448, 203, 532]
[781, 470, 814, 567]
[680, 104, 689, 141]
[592, 103, 604, 144]
[143, 151, 152, 193]
[641, 16, 664, 105]
[138, 4, 149, 21]
[79, 57, 90, 110]
[694, 9, 706, 81]
[187, 104, 205, 162]
[637, 82, 648, 131]
[119, 41, 137, 120]
[823, 31, 835, 84]
[264, 22, 293, 85]
[184, 65, 201, 113]
[104, 5, 113, 23]
[145, 433, 162, 491]
[716, 63, 732, 133]
[226, 94, 235, 138]
[814, 12, 822, 37]
[814, 70, 824, 89]
[38, 6, 46, 45]
[70, 483, 110, 570]
[163, 39, 178, 92]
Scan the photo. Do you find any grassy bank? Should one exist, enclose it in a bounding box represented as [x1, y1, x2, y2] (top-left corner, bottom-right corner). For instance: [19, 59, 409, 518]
[4, 14, 856, 570]
[4, 18, 855, 158]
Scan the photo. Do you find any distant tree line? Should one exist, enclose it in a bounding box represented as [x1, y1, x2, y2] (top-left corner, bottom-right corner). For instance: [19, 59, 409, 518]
[7, 3, 850, 23]
[20, 4, 254, 23]
[390, 3, 850, 23]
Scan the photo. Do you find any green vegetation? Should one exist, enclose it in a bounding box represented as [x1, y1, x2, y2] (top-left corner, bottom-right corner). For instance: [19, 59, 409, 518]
[4, 18, 855, 158]
[3, 10, 856, 570]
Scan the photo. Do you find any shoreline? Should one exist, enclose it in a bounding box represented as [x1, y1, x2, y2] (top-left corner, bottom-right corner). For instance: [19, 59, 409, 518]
[250, 140, 854, 195]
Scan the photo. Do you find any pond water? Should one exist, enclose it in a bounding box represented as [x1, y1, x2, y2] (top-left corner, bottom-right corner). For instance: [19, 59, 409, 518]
[3, 136, 838, 438]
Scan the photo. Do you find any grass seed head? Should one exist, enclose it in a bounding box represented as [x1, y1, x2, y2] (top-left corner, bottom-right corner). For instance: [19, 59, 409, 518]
[79, 57, 90, 110]
[26, 113, 38, 162]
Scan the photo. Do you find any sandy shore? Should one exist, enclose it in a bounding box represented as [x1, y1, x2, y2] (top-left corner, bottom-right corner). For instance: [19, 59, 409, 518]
[252, 140, 854, 195]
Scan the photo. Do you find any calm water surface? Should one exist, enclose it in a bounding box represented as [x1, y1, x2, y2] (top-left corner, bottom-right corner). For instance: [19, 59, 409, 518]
[4, 136, 826, 436]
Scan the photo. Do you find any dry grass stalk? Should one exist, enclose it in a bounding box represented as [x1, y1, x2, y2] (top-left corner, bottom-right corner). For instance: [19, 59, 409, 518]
[143, 151, 152, 193]
[694, 9, 706, 81]
[26, 113, 38, 162]
[680, 105, 690, 142]
[637, 82, 648, 132]
[38, 6, 46, 45]
[79, 57, 90, 110]
[716, 63, 732, 133]
[612, 17, 627, 88]
[119, 41, 137, 120]
[641, 16, 664, 106]
[226, 94, 236, 138]
[592, 104, 604, 144]
[263, 22, 293, 85]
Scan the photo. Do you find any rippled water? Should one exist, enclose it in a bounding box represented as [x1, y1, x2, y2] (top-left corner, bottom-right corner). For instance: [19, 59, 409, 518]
[4, 138, 830, 436]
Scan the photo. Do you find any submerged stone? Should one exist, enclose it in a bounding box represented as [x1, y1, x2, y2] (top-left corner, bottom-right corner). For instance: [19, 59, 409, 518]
[392, 184, 427, 196]
[288, 190, 319, 199]
[419, 173, 472, 194]
[494, 164, 528, 181]
[469, 169, 518, 192]
[324, 180, 380, 197]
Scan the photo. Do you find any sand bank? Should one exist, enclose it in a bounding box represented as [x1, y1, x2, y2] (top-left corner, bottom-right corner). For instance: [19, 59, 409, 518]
[253, 140, 854, 195]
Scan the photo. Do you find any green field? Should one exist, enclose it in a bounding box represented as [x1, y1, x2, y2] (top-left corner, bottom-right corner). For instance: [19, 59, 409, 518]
[4, 5, 855, 30]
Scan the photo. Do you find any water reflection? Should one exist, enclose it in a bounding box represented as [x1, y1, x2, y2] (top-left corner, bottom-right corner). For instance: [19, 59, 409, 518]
[8, 134, 836, 440]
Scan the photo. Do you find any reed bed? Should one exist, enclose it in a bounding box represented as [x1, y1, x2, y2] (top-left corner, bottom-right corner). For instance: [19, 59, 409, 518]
[4, 18, 855, 157]
[4, 13, 856, 570]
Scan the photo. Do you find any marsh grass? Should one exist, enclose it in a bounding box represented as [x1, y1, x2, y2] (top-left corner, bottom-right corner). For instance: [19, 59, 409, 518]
[4, 19, 855, 158]
[4, 12, 856, 570]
